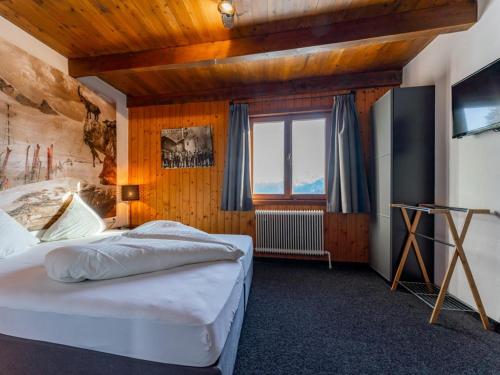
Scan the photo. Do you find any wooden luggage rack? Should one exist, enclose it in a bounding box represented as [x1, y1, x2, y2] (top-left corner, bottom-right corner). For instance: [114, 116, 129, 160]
[390, 203, 492, 330]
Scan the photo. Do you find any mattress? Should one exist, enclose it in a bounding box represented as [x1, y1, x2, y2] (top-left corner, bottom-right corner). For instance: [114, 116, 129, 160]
[0, 230, 253, 367]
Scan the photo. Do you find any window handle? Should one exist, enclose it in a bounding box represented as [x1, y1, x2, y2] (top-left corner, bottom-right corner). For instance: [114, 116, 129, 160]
[287, 153, 291, 161]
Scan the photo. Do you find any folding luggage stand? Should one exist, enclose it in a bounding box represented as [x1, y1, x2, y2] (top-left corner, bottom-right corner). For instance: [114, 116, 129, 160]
[390, 203, 491, 330]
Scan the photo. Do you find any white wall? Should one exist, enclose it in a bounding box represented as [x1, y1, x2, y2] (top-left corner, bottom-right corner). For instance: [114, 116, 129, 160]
[0, 17, 68, 74]
[403, 0, 500, 321]
[0, 16, 129, 227]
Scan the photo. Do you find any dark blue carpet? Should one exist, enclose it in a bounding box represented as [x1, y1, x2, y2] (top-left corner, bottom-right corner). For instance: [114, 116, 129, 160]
[234, 260, 500, 375]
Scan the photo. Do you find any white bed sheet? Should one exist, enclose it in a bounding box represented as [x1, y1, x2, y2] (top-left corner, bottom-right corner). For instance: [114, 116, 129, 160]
[0, 230, 253, 367]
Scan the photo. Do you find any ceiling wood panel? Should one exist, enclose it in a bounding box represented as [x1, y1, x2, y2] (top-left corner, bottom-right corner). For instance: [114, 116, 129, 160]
[126, 70, 402, 107]
[0, 0, 455, 58]
[67, 1, 475, 77]
[98, 38, 431, 97]
[0, 1, 477, 103]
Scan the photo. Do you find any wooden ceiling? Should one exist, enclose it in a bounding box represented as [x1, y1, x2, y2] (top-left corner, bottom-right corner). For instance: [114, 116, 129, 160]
[0, 0, 477, 106]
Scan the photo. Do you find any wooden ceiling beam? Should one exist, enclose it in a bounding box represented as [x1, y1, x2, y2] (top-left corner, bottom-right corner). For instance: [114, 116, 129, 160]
[126, 69, 402, 107]
[69, 1, 477, 77]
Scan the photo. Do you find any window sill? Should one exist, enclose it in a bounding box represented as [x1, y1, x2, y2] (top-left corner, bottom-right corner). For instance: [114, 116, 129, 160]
[252, 198, 326, 206]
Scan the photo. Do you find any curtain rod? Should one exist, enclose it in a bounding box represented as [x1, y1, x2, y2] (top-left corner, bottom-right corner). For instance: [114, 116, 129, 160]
[232, 89, 358, 104]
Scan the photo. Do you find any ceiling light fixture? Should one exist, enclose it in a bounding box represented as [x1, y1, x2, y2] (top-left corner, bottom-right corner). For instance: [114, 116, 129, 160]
[218, 0, 235, 29]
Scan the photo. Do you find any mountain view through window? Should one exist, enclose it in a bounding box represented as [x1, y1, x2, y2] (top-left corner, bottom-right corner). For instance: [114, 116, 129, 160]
[252, 114, 326, 198]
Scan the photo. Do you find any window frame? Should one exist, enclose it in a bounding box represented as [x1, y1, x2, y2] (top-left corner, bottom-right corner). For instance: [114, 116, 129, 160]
[250, 111, 330, 205]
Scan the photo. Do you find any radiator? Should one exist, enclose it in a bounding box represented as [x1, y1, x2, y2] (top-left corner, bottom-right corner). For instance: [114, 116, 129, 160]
[255, 210, 331, 268]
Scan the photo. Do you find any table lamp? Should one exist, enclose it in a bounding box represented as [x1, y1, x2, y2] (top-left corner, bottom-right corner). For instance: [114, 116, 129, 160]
[121, 185, 139, 227]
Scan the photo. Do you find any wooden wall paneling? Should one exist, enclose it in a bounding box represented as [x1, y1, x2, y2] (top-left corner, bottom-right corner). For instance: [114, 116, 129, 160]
[177, 105, 186, 225]
[151, 106, 157, 220]
[330, 211, 340, 261]
[172, 105, 182, 223]
[213, 102, 224, 233]
[128, 108, 137, 226]
[130, 108, 137, 225]
[207, 103, 215, 233]
[218, 101, 228, 234]
[347, 214, 357, 261]
[163, 106, 170, 221]
[145, 107, 152, 221]
[140, 107, 148, 223]
[140, 107, 147, 224]
[189, 104, 197, 227]
[204, 102, 215, 232]
[180, 105, 191, 227]
[169, 105, 177, 220]
[178, 105, 186, 224]
[198, 103, 207, 231]
[191, 104, 197, 226]
[129, 87, 392, 262]
[336, 214, 346, 261]
[154, 107, 161, 220]
[142, 107, 150, 222]
[145, 107, 153, 223]
[135, 107, 143, 224]
[152, 106, 158, 221]
[156, 106, 164, 220]
[147, 107, 155, 221]
[159, 105, 168, 220]
[208, 102, 217, 233]
[151, 106, 159, 220]
[154, 106, 161, 220]
[218, 105, 229, 232]
[137, 107, 144, 225]
[138, 108, 144, 224]
[158, 106, 164, 220]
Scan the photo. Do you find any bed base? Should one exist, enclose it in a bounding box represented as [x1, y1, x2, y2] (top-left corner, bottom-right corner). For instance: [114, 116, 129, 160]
[0, 261, 253, 375]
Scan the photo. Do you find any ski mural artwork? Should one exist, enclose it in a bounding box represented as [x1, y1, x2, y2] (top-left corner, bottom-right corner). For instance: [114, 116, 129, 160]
[0, 36, 116, 230]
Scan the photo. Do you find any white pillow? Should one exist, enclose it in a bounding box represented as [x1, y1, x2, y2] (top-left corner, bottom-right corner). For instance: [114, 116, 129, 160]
[41, 194, 106, 242]
[0, 209, 40, 258]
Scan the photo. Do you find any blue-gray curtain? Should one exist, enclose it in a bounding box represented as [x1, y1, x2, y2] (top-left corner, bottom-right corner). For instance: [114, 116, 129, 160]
[221, 103, 253, 211]
[326, 93, 370, 213]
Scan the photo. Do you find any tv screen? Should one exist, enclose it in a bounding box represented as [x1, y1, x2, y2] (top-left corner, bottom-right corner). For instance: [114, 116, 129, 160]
[452, 58, 500, 138]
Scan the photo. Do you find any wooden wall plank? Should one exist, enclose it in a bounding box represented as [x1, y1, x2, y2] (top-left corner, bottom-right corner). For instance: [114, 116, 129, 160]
[128, 109, 136, 225]
[128, 87, 392, 263]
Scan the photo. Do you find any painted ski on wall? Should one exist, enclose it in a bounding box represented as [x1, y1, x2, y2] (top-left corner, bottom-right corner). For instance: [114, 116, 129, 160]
[0, 36, 116, 230]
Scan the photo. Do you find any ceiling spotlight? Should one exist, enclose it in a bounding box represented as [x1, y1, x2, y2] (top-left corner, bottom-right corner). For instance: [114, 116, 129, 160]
[218, 0, 235, 16]
[218, 0, 235, 29]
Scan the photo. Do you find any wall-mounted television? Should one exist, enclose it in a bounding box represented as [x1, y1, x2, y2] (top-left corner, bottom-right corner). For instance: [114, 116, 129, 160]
[452, 58, 500, 138]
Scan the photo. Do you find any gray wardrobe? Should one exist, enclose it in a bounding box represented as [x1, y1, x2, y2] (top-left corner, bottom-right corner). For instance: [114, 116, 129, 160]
[369, 86, 435, 282]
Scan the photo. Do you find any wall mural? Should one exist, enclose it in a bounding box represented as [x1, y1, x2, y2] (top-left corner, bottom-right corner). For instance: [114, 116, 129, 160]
[0, 36, 116, 230]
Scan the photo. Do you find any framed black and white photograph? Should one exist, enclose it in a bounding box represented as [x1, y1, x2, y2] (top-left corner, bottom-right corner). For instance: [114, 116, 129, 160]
[161, 126, 214, 169]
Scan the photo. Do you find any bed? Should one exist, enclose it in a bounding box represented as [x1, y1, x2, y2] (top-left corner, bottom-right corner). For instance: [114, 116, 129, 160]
[0, 230, 253, 375]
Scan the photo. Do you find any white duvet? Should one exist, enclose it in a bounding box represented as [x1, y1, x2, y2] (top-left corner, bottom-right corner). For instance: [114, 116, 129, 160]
[124, 220, 238, 248]
[45, 221, 244, 282]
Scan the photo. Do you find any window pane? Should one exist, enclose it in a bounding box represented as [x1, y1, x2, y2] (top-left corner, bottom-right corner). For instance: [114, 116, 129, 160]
[253, 121, 284, 194]
[292, 118, 325, 194]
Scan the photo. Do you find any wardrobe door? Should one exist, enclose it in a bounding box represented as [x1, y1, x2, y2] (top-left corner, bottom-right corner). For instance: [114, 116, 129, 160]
[392, 87, 435, 282]
[370, 90, 392, 281]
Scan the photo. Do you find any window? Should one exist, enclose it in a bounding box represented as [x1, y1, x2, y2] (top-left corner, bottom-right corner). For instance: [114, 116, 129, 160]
[251, 113, 328, 203]
[252, 121, 285, 194]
